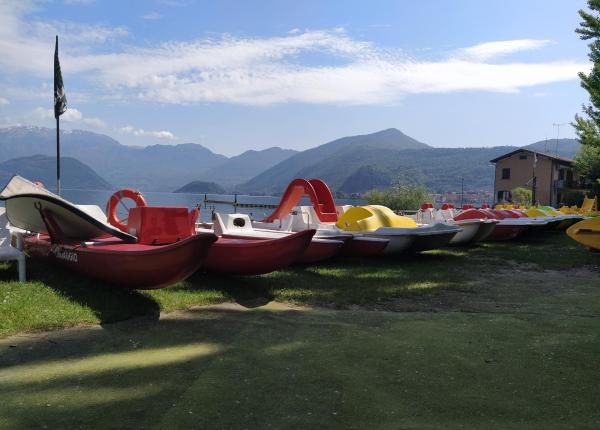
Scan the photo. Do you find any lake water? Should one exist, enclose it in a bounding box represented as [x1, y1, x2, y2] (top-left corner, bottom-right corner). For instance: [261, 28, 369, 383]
[54, 188, 364, 222]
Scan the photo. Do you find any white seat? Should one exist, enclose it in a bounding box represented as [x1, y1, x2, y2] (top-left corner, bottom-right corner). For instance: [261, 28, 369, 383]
[214, 213, 254, 236]
[75, 204, 108, 223]
[0, 207, 26, 282]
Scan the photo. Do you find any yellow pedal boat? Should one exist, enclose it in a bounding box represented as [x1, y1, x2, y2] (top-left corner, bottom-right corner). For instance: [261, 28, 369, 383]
[336, 205, 461, 253]
[566, 218, 600, 250]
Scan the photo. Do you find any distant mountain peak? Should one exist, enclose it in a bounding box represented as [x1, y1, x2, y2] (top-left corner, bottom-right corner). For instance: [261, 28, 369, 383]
[374, 127, 403, 135]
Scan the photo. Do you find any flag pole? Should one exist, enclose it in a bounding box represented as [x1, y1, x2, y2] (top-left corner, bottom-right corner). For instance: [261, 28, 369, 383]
[54, 34, 67, 196]
[56, 113, 60, 195]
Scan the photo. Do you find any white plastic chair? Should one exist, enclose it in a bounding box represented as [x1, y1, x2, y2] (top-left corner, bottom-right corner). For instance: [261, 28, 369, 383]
[0, 207, 26, 282]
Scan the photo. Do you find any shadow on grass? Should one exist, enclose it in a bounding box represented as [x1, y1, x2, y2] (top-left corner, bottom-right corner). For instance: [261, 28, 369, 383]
[11, 259, 161, 324]
[167, 247, 477, 310]
[1, 303, 599, 430]
[179, 270, 275, 309]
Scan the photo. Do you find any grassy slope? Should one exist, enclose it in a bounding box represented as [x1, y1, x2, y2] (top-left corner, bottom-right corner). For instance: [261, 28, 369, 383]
[0, 233, 599, 428]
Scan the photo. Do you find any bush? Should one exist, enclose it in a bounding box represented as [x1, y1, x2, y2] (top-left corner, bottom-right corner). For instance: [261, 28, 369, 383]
[364, 184, 431, 211]
[511, 187, 532, 206]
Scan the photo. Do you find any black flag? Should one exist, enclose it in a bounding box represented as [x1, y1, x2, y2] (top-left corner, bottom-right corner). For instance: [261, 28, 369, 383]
[54, 36, 67, 118]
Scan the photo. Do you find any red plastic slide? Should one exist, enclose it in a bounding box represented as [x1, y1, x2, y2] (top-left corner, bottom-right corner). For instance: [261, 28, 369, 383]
[263, 178, 338, 223]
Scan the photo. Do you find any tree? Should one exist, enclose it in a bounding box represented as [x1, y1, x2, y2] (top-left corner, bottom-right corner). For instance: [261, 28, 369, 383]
[574, 145, 600, 194]
[574, 1, 600, 186]
[364, 184, 431, 211]
[510, 187, 532, 206]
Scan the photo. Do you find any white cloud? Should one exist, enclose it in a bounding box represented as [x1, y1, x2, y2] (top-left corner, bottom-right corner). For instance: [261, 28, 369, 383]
[32, 107, 54, 121]
[141, 11, 162, 20]
[457, 39, 551, 61]
[120, 125, 176, 140]
[0, 3, 587, 107]
[31, 106, 105, 128]
[82, 117, 106, 128]
[0, 97, 9, 105]
[62, 108, 83, 122]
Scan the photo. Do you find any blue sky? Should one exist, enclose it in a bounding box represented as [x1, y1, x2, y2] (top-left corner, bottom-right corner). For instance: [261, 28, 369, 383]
[0, 0, 590, 155]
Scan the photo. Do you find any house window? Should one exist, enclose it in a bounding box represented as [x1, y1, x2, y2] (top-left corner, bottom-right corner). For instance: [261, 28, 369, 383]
[559, 169, 565, 180]
[497, 190, 511, 202]
[519, 154, 527, 160]
[502, 168, 510, 179]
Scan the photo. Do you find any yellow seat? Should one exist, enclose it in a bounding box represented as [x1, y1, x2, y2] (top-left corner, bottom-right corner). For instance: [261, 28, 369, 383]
[524, 208, 548, 218]
[580, 196, 598, 215]
[336, 205, 417, 232]
[537, 206, 563, 216]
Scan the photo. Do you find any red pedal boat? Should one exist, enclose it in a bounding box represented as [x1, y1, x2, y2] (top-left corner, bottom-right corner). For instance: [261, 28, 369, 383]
[454, 209, 525, 241]
[103, 190, 314, 277]
[104, 190, 317, 277]
[24, 233, 216, 289]
[209, 212, 342, 264]
[201, 229, 316, 275]
[0, 176, 217, 289]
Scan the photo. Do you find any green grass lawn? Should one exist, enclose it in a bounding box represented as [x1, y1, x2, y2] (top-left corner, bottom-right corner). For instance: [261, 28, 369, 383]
[1, 232, 598, 337]
[0, 232, 599, 429]
[1, 302, 599, 429]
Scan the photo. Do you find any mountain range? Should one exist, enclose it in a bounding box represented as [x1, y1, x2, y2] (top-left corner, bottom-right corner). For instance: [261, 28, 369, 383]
[237, 129, 580, 194]
[0, 155, 112, 191]
[0, 126, 580, 195]
[0, 127, 295, 191]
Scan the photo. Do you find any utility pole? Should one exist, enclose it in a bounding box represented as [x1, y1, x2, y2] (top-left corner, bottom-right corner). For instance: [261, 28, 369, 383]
[552, 123, 568, 156]
[532, 152, 537, 206]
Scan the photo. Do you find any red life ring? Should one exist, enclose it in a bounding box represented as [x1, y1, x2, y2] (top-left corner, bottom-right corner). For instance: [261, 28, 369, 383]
[106, 189, 147, 232]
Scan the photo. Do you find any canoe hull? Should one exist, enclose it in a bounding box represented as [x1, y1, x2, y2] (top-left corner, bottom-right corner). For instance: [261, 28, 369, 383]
[365, 233, 414, 254]
[488, 224, 525, 241]
[221, 230, 341, 264]
[454, 209, 524, 241]
[294, 238, 343, 263]
[410, 231, 457, 252]
[339, 236, 389, 257]
[470, 221, 497, 242]
[448, 220, 481, 245]
[24, 233, 217, 289]
[204, 230, 315, 275]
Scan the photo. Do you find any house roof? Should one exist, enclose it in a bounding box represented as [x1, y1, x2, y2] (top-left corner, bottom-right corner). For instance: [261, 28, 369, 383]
[490, 148, 573, 165]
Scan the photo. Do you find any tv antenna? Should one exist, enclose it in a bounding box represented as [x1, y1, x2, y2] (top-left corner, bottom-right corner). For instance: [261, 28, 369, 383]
[552, 123, 568, 156]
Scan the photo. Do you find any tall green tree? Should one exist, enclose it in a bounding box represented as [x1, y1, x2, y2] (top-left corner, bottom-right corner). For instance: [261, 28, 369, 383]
[574, 0, 600, 187]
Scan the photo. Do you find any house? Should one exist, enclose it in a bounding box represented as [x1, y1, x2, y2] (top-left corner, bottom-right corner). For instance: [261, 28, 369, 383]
[490, 149, 576, 206]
